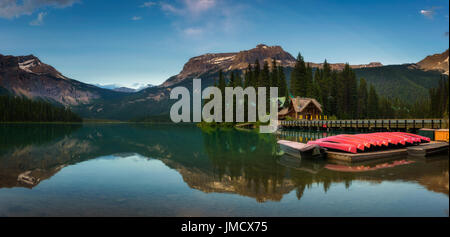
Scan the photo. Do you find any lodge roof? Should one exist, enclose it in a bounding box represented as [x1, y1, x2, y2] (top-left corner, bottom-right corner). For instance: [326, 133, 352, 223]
[291, 97, 323, 113]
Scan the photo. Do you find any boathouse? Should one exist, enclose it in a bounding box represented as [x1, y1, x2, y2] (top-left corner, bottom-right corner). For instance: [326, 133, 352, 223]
[278, 97, 323, 120]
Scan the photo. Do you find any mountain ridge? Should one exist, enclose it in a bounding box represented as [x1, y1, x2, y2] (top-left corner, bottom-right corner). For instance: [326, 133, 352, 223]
[162, 44, 383, 88]
[415, 49, 449, 75]
[1, 46, 447, 120]
[0, 53, 127, 106]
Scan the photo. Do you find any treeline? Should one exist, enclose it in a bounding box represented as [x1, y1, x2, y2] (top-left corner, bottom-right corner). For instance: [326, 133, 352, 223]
[0, 95, 82, 122]
[205, 59, 288, 123]
[205, 52, 448, 122]
[429, 75, 449, 118]
[289, 53, 450, 119]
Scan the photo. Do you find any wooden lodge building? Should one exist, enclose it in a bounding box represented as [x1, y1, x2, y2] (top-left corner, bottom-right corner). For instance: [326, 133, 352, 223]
[278, 97, 323, 120]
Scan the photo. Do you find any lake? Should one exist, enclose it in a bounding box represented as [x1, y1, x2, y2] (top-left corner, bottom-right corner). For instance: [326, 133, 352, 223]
[0, 124, 448, 217]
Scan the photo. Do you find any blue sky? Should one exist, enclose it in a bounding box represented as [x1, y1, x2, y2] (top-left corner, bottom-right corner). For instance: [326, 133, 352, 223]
[1, 0, 448, 87]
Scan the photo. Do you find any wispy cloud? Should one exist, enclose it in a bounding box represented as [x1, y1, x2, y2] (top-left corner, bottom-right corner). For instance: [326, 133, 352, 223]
[183, 27, 203, 36]
[160, 0, 216, 16]
[153, 0, 248, 39]
[419, 6, 441, 19]
[132, 16, 142, 21]
[0, 0, 79, 19]
[29, 11, 47, 26]
[140, 2, 156, 8]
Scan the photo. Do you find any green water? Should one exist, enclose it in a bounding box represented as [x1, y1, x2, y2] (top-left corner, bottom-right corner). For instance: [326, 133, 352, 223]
[0, 124, 448, 217]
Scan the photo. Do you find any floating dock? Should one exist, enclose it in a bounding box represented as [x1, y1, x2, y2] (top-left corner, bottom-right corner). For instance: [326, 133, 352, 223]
[407, 142, 449, 157]
[326, 142, 448, 163]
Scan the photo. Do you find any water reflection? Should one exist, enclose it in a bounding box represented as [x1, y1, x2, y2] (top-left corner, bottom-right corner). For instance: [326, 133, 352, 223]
[0, 124, 448, 205]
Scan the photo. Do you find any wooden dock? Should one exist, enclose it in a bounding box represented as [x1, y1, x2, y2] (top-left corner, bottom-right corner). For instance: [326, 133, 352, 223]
[326, 142, 449, 163]
[279, 119, 445, 131]
[407, 142, 449, 157]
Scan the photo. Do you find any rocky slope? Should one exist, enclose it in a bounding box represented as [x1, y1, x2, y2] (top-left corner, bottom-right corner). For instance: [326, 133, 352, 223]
[415, 49, 449, 75]
[162, 44, 383, 87]
[0, 54, 125, 106]
[1, 46, 446, 120]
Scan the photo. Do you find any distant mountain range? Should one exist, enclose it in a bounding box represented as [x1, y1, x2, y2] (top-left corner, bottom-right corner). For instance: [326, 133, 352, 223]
[94, 83, 156, 93]
[1, 45, 448, 120]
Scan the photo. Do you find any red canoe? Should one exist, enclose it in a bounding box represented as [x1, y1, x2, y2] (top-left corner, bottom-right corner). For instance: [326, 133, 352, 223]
[336, 134, 374, 148]
[392, 132, 430, 142]
[373, 133, 406, 145]
[386, 133, 419, 143]
[370, 133, 402, 145]
[308, 140, 357, 153]
[317, 137, 365, 151]
[351, 134, 386, 146]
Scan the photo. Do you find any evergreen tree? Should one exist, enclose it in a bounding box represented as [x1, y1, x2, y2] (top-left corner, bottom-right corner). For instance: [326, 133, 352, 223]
[367, 84, 379, 118]
[357, 78, 368, 119]
[244, 64, 252, 88]
[305, 63, 313, 97]
[277, 65, 288, 98]
[270, 59, 278, 88]
[261, 61, 271, 109]
[253, 60, 261, 87]
[290, 53, 307, 97]
[218, 70, 226, 121]
[0, 95, 82, 122]
[319, 60, 332, 115]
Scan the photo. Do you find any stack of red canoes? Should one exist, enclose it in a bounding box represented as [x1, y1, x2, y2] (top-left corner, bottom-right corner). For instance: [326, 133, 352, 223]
[307, 132, 430, 154]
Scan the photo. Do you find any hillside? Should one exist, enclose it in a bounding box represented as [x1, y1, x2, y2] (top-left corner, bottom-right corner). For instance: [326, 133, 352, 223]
[0, 54, 127, 107]
[354, 65, 443, 101]
[2, 46, 447, 121]
[415, 49, 449, 75]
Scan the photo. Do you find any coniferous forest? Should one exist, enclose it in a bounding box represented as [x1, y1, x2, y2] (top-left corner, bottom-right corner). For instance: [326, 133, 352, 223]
[207, 52, 449, 123]
[0, 95, 82, 122]
[288, 53, 449, 120]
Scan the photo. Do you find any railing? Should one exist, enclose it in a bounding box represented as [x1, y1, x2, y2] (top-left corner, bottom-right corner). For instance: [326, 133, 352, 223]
[279, 119, 445, 130]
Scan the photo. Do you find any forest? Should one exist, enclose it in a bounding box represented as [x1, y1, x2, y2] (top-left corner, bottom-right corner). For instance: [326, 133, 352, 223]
[0, 95, 82, 122]
[209, 53, 449, 122]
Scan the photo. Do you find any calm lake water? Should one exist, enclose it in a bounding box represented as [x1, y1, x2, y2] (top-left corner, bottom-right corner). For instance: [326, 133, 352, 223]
[0, 124, 448, 217]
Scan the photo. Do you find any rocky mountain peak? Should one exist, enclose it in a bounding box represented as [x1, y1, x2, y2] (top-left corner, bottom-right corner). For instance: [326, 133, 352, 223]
[416, 49, 449, 75]
[163, 44, 296, 87]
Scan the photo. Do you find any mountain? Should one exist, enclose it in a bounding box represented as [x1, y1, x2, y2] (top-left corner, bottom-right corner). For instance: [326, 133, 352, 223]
[162, 44, 382, 87]
[353, 64, 443, 101]
[95, 83, 156, 93]
[0, 54, 127, 106]
[75, 44, 445, 120]
[112, 87, 137, 93]
[415, 49, 449, 75]
[2, 46, 446, 120]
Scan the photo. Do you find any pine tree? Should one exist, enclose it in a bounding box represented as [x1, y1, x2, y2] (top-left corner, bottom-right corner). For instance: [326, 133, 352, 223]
[218, 70, 226, 121]
[270, 59, 278, 88]
[305, 63, 313, 97]
[290, 53, 307, 97]
[277, 65, 288, 98]
[253, 60, 261, 87]
[367, 84, 379, 119]
[357, 78, 368, 119]
[244, 64, 253, 88]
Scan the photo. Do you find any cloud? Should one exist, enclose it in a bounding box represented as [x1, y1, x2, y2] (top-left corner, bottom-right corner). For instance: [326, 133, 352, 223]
[445, 32, 449, 37]
[419, 6, 442, 19]
[160, 0, 216, 16]
[140, 2, 156, 8]
[154, 0, 247, 39]
[183, 27, 203, 36]
[0, 0, 79, 19]
[132, 16, 142, 21]
[29, 11, 47, 26]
